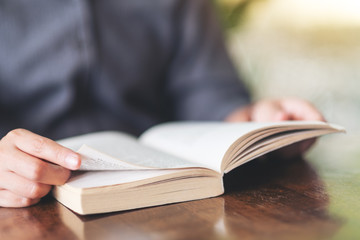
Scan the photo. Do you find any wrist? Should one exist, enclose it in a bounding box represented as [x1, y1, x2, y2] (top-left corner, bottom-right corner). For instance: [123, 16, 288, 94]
[224, 105, 253, 122]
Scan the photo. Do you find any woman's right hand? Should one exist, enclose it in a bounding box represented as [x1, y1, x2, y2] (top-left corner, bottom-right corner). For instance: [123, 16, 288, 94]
[0, 129, 81, 207]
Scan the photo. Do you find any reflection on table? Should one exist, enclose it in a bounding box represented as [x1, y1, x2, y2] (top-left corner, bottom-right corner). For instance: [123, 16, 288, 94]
[0, 156, 347, 240]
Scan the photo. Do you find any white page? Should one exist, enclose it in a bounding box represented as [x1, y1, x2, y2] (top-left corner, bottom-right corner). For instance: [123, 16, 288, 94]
[58, 131, 199, 170]
[66, 169, 185, 189]
[139, 121, 331, 173]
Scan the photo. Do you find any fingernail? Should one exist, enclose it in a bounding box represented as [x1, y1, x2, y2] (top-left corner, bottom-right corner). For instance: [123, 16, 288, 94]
[275, 112, 288, 121]
[65, 154, 80, 169]
[21, 197, 31, 206]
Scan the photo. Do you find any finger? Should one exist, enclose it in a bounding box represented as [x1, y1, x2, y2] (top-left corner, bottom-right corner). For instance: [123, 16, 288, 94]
[2, 146, 71, 185]
[299, 138, 317, 153]
[3, 129, 81, 170]
[0, 171, 52, 199]
[267, 142, 303, 159]
[280, 98, 325, 121]
[0, 189, 40, 207]
[252, 100, 291, 122]
[268, 138, 317, 160]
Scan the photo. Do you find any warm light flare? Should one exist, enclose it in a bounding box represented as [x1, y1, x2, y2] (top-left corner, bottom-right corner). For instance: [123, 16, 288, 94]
[249, 0, 360, 29]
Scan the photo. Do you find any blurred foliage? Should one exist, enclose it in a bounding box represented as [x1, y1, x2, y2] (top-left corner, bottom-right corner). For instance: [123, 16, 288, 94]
[213, 0, 264, 31]
[214, 1, 360, 238]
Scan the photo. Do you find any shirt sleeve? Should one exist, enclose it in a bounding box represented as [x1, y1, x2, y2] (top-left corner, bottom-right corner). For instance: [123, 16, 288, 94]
[165, 0, 251, 121]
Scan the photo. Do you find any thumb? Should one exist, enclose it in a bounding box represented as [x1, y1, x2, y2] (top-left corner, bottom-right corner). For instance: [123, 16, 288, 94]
[251, 100, 291, 122]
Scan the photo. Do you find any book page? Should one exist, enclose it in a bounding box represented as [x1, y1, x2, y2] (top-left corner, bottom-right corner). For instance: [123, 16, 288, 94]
[58, 131, 200, 170]
[65, 169, 186, 189]
[139, 122, 274, 172]
[139, 121, 340, 173]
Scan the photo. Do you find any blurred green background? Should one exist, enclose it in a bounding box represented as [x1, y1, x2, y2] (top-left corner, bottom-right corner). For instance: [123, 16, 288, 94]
[215, 0, 360, 239]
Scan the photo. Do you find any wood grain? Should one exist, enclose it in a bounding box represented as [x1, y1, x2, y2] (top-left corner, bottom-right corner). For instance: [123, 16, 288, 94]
[0, 157, 344, 240]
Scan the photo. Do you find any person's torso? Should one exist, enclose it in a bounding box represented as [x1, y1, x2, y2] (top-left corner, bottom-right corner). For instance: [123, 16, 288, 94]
[0, 0, 177, 139]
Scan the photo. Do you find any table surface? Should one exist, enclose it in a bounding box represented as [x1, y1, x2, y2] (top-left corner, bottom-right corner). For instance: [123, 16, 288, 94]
[1, 152, 359, 240]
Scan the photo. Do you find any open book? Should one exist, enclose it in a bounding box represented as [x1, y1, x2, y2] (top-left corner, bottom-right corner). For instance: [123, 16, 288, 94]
[53, 121, 344, 215]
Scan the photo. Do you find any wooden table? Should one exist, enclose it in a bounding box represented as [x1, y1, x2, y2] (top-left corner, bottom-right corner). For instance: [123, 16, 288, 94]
[0, 155, 358, 240]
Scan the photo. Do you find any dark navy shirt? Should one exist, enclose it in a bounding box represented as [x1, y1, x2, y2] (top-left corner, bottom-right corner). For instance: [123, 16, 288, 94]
[0, 0, 250, 139]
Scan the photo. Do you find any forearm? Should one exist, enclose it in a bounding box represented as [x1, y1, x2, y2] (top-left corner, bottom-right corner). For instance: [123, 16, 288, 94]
[166, 0, 250, 121]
